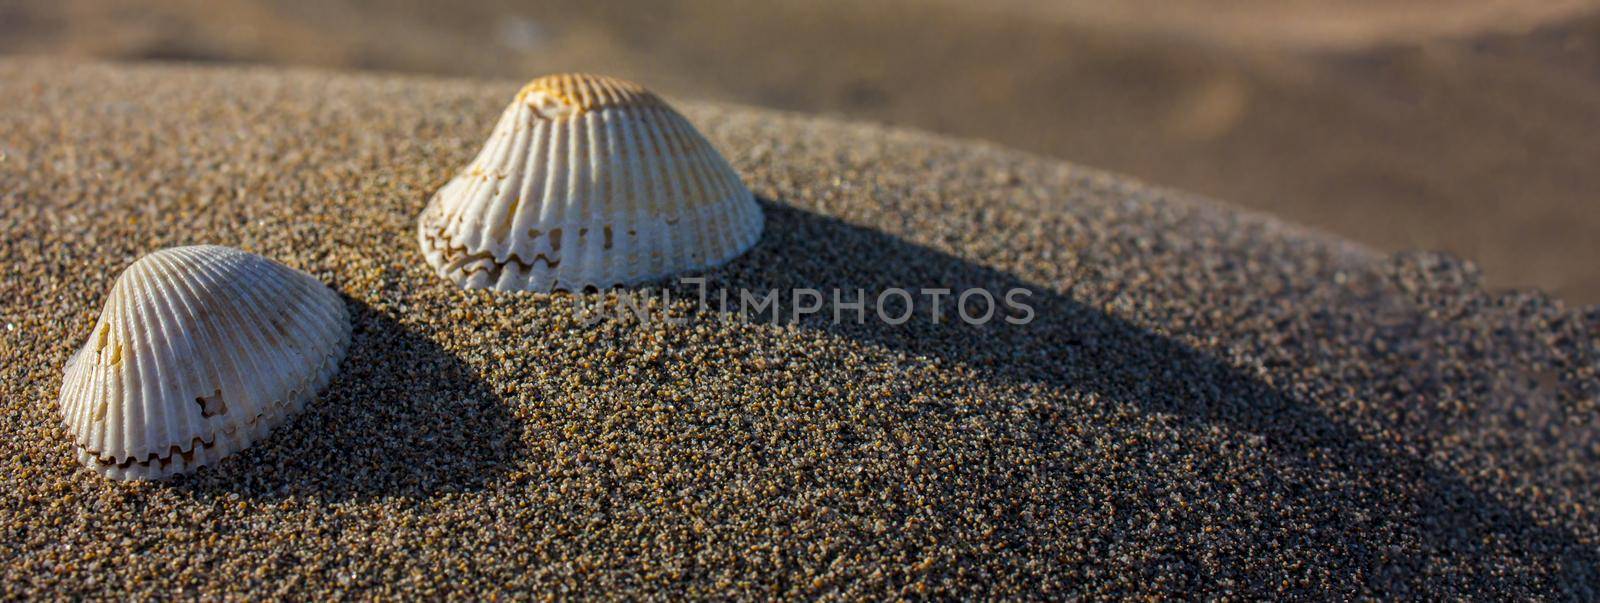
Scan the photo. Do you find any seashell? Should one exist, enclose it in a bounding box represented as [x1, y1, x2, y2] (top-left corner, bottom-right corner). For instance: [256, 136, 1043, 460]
[56, 246, 351, 481]
[417, 73, 764, 291]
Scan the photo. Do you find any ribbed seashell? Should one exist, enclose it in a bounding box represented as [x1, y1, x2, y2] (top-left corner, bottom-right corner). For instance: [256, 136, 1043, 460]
[417, 73, 764, 291]
[57, 246, 351, 481]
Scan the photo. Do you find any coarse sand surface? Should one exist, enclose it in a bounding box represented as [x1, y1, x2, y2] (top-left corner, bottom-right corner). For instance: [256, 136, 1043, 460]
[1, 60, 1597, 598]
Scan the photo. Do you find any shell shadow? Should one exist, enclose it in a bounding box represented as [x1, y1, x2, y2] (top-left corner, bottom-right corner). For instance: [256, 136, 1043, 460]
[176, 296, 520, 502]
[681, 199, 1597, 595]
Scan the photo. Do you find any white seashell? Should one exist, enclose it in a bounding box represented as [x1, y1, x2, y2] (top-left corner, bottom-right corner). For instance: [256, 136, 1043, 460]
[417, 73, 764, 291]
[57, 246, 351, 481]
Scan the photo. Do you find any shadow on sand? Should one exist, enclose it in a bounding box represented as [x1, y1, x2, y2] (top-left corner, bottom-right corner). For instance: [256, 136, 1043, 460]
[673, 199, 1595, 594]
[177, 297, 520, 502]
[171, 196, 1591, 593]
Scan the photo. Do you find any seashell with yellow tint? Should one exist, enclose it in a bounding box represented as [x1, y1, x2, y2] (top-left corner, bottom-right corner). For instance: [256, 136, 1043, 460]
[417, 73, 764, 291]
[56, 246, 351, 481]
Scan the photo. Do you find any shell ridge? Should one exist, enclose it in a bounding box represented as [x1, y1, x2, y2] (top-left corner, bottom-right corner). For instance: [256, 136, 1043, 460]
[141, 251, 208, 459]
[576, 111, 606, 286]
[674, 117, 727, 265]
[240, 260, 311, 400]
[619, 110, 650, 277]
[95, 264, 136, 463]
[709, 147, 749, 264]
[699, 120, 752, 242]
[561, 114, 586, 271]
[538, 111, 570, 248]
[256, 260, 334, 400]
[463, 103, 518, 178]
[163, 248, 261, 452]
[181, 249, 261, 438]
[509, 116, 550, 266]
[494, 107, 534, 249]
[575, 74, 595, 112]
[458, 132, 504, 252]
[107, 273, 139, 459]
[233, 257, 322, 420]
[487, 106, 534, 246]
[136, 251, 211, 467]
[61, 342, 98, 454]
[205, 255, 291, 465]
[664, 107, 704, 268]
[543, 115, 579, 288]
[645, 108, 687, 274]
[86, 291, 127, 460]
[456, 114, 514, 251]
[633, 108, 669, 276]
[285, 295, 338, 369]
[167, 248, 246, 440]
[283, 273, 342, 363]
[71, 356, 99, 455]
[598, 112, 626, 284]
[124, 263, 167, 463]
[664, 113, 711, 266]
[164, 250, 260, 450]
[188, 249, 275, 426]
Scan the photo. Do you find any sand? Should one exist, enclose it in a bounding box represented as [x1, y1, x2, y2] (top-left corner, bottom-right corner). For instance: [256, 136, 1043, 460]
[1, 60, 1597, 598]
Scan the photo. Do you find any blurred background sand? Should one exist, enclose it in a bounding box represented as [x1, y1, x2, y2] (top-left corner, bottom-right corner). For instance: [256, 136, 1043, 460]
[4, 0, 1598, 301]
